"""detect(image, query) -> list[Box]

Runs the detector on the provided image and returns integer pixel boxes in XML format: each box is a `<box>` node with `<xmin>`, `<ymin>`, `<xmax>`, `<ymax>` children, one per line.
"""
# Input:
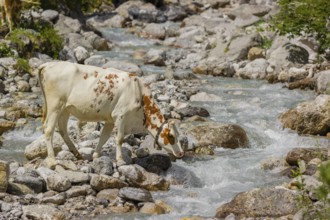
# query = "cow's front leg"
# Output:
<box><xmin>115</xmin><ymin>117</ymin><xmax>126</xmax><ymax>166</ymax></box>
<box><xmin>43</xmin><ymin>112</ymin><xmax>59</xmax><ymax>169</ymax></box>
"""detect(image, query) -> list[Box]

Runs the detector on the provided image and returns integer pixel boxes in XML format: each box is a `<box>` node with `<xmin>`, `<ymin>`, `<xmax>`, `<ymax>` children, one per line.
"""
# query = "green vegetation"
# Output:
<box><xmin>272</xmin><ymin>0</ymin><xmax>330</xmax><ymax>58</ymax></box>
<box><xmin>40</xmin><ymin>0</ymin><xmax>113</xmax><ymax>13</ymax></box>
<box><xmin>0</xmin><ymin>43</ymin><xmax>15</xmax><ymax>57</ymax></box>
<box><xmin>15</xmin><ymin>58</ymin><xmax>31</xmax><ymax>75</ymax></box>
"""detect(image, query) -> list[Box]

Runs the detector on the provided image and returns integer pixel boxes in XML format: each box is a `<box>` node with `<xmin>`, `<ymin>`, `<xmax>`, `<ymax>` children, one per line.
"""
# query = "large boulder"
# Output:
<box><xmin>285</xmin><ymin>147</ymin><xmax>329</xmax><ymax>166</ymax></box>
<box><xmin>280</xmin><ymin>95</ymin><xmax>330</xmax><ymax>135</ymax></box>
<box><xmin>134</xmin><ymin>154</ymin><xmax>171</xmax><ymax>174</ymax></box>
<box><xmin>118</xmin><ymin>165</ymin><xmax>169</xmax><ymax>191</ymax></box>
<box><xmin>181</xmin><ymin>122</ymin><xmax>250</xmax><ymax>149</ymax></box>
<box><xmin>118</xmin><ymin>187</ymin><xmax>153</xmax><ymax>202</ymax></box>
<box><xmin>215</xmin><ymin>187</ymin><xmax>298</xmax><ymax>218</ymax></box>
<box><xmin>236</xmin><ymin>58</ymin><xmax>269</xmax><ymax>79</ymax></box>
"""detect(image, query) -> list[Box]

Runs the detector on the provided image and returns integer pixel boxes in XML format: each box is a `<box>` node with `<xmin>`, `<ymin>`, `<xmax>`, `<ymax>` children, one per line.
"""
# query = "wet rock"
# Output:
<box><xmin>176</xmin><ymin>106</ymin><xmax>210</xmax><ymax>118</ymax></box>
<box><xmin>236</xmin><ymin>58</ymin><xmax>269</xmax><ymax>79</ymax></box>
<box><xmin>7</xmin><ymin>182</ymin><xmax>34</xmax><ymax>195</ymax></box>
<box><xmin>287</xmin><ymin>77</ymin><xmax>316</xmax><ymax>90</ymax></box>
<box><xmin>96</xmin><ymin>188</ymin><xmax>119</xmax><ymax>201</ymax></box>
<box><xmin>139</xmin><ymin>202</ymin><xmax>166</xmax><ymax>215</ymax></box>
<box><xmin>47</xmin><ymin>173</ymin><xmax>71</xmax><ymax>192</ymax></box>
<box><xmin>92</xmin><ymin>156</ymin><xmax>114</xmax><ymax>175</ymax></box>
<box><xmin>215</xmin><ymin>187</ymin><xmax>298</xmax><ymax>218</ymax></box>
<box><xmin>118</xmin><ymin>165</ymin><xmax>169</xmax><ymax>191</ymax></box>
<box><xmin>162</xmin><ymin>164</ymin><xmax>203</xmax><ymax>188</ymax></box>
<box><xmin>181</xmin><ymin>122</ymin><xmax>250</xmax><ymax>149</ymax></box>
<box><xmin>0</xmin><ymin>119</ymin><xmax>15</xmax><ymax>135</ymax></box>
<box><xmin>119</xmin><ymin>187</ymin><xmax>153</xmax><ymax>202</ymax></box>
<box><xmin>142</xmin><ymin>23</ymin><xmax>166</xmax><ymax>40</ymax></box>
<box><xmin>12</xmin><ymin>175</ymin><xmax>44</xmax><ymax>193</ymax></box>
<box><xmin>280</xmin><ymin>95</ymin><xmax>330</xmax><ymax>135</ymax></box>
<box><xmin>22</xmin><ymin>204</ymin><xmax>65</xmax><ymax>219</ymax></box>
<box><xmin>0</xmin><ymin>160</ymin><xmax>9</xmax><ymax>192</ymax></box>
<box><xmin>316</xmin><ymin>69</ymin><xmax>330</xmax><ymax>94</ymax></box>
<box><xmin>144</xmin><ymin>49</ymin><xmax>166</xmax><ymax>66</ymax></box>
<box><xmin>285</xmin><ymin>147</ymin><xmax>328</xmax><ymax>166</ymax></box>
<box><xmin>41</xmin><ymin>193</ymin><xmax>66</xmax><ymax>205</ymax></box>
<box><xmin>102</xmin><ymin>60</ymin><xmax>143</xmax><ymax>76</ymax></box>
<box><xmin>260</xmin><ymin>157</ymin><xmax>287</xmax><ymax>170</ymax></box>
<box><xmin>189</xmin><ymin>92</ymin><xmax>222</xmax><ymax>102</ymax></box>
<box><xmin>59</xmin><ymin>170</ymin><xmax>91</xmax><ymax>184</ymax></box>
<box><xmin>134</xmin><ymin>154</ymin><xmax>171</xmax><ymax>174</ymax></box>
<box><xmin>90</xmin><ymin>174</ymin><xmax>128</xmax><ymax>191</ymax></box>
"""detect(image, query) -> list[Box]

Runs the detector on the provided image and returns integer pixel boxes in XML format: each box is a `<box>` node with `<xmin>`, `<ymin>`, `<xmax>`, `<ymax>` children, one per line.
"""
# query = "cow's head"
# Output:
<box><xmin>155</xmin><ymin>120</ymin><xmax>185</xmax><ymax>158</ymax></box>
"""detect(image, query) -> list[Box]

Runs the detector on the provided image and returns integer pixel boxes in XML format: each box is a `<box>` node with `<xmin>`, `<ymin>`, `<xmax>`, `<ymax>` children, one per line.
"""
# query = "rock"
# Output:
<box><xmin>142</xmin><ymin>23</ymin><xmax>166</xmax><ymax>40</ymax></box>
<box><xmin>134</xmin><ymin>154</ymin><xmax>172</xmax><ymax>174</ymax></box>
<box><xmin>7</xmin><ymin>182</ymin><xmax>34</xmax><ymax>195</ymax></box>
<box><xmin>127</xmin><ymin>5</ymin><xmax>166</xmax><ymax>23</ymax></box>
<box><xmin>16</xmin><ymin>80</ymin><xmax>30</xmax><ymax>92</ymax></box>
<box><xmin>189</xmin><ymin>92</ymin><xmax>222</xmax><ymax>102</ymax></box>
<box><xmin>118</xmin><ymin>165</ymin><xmax>169</xmax><ymax>191</ymax></box>
<box><xmin>0</xmin><ymin>120</ymin><xmax>15</xmax><ymax>135</ymax></box>
<box><xmin>41</xmin><ymin>9</ymin><xmax>59</xmax><ymax>23</ymax></box>
<box><xmin>74</xmin><ymin>46</ymin><xmax>89</xmax><ymax>63</ymax></box>
<box><xmin>59</xmin><ymin>170</ymin><xmax>91</xmax><ymax>184</ymax></box>
<box><xmin>36</xmin><ymin>167</ymin><xmax>56</xmax><ymax>182</ymax></box>
<box><xmin>260</xmin><ymin>157</ymin><xmax>286</xmax><ymax>170</ymax></box>
<box><xmin>280</xmin><ymin>95</ymin><xmax>330</xmax><ymax>135</ymax></box>
<box><xmin>90</xmin><ymin>174</ymin><xmax>128</xmax><ymax>191</ymax></box>
<box><xmin>181</xmin><ymin>122</ymin><xmax>250</xmax><ymax>149</ymax></box>
<box><xmin>102</xmin><ymin>60</ymin><xmax>143</xmax><ymax>76</ymax></box>
<box><xmin>47</xmin><ymin>173</ymin><xmax>71</xmax><ymax>192</ymax></box>
<box><xmin>139</xmin><ymin>202</ymin><xmax>165</xmax><ymax>215</ymax></box>
<box><xmin>65</xmin><ymin>185</ymin><xmax>90</xmax><ymax>198</ymax></box>
<box><xmin>144</xmin><ymin>49</ymin><xmax>166</xmax><ymax>66</ymax></box>
<box><xmin>41</xmin><ymin>193</ymin><xmax>66</xmax><ymax>205</ymax></box>
<box><xmin>96</xmin><ymin>188</ymin><xmax>119</xmax><ymax>201</ymax></box>
<box><xmin>119</xmin><ymin>187</ymin><xmax>153</xmax><ymax>202</ymax></box>
<box><xmin>12</xmin><ymin>175</ymin><xmax>44</xmax><ymax>193</ymax></box>
<box><xmin>78</xmin><ymin>147</ymin><xmax>95</xmax><ymax>161</ymax></box>
<box><xmin>236</xmin><ymin>58</ymin><xmax>269</xmax><ymax>79</ymax></box>
<box><xmin>162</xmin><ymin>164</ymin><xmax>203</xmax><ymax>188</ymax></box>
<box><xmin>56</xmin><ymin>150</ymin><xmax>76</xmax><ymax>161</ymax></box>
<box><xmin>56</xmin><ymin>160</ymin><xmax>78</xmax><ymax>171</ymax></box>
<box><xmin>165</xmin><ymin>5</ymin><xmax>188</xmax><ymax>21</ymax></box>
<box><xmin>278</xmin><ymin>67</ymin><xmax>308</xmax><ymax>83</ymax></box>
<box><xmin>316</xmin><ymin>70</ymin><xmax>330</xmax><ymax>94</ymax></box>
<box><xmin>24</xmin><ymin>134</ymin><xmax>63</xmax><ymax>160</ymax></box>
<box><xmin>248</xmin><ymin>47</ymin><xmax>265</xmax><ymax>61</ymax></box>
<box><xmin>92</xmin><ymin>156</ymin><xmax>114</xmax><ymax>175</ymax></box>
<box><xmin>215</xmin><ymin>187</ymin><xmax>298</xmax><ymax>218</ymax></box>
<box><xmin>55</xmin><ymin>14</ymin><xmax>81</xmax><ymax>35</ymax></box>
<box><xmin>22</xmin><ymin>204</ymin><xmax>65</xmax><ymax>219</ymax></box>
<box><xmin>268</xmin><ymin>43</ymin><xmax>309</xmax><ymax>73</ymax></box>
<box><xmin>0</xmin><ymin>160</ymin><xmax>9</xmax><ymax>192</ymax></box>
<box><xmin>176</xmin><ymin>106</ymin><xmax>210</xmax><ymax>118</ymax></box>
<box><xmin>287</xmin><ymin>78</ymin><xmax>316</xmax><ymax>90</ymax></box>
<box><xmin>285</xmin><ymin>147</ymin><xmax>328</xmax><ymax>166</ymax></box>
<box><xmin>175</xmin><ymin>26</ymin><xmax>206</xmax><ymax>49</ymax></box>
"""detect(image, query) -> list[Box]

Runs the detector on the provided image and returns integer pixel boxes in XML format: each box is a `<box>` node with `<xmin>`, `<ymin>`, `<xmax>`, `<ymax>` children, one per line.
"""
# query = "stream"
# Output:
<box><xmin>1</xmin><ymin>28</ymin><xmax>329</xmax><ymax>219</ymax></box>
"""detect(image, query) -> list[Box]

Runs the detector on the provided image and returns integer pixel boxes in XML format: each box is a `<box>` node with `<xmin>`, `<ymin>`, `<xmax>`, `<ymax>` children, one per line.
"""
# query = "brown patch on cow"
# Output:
<box><xmin>129</xmin><ymin>73</ymin><xmax>137</xmax><ymax>78</ymax></box>
<box><xmin>94</xmin><ymin>71</ymin><xmax>98</xmax><ymax>77</ymax></box>
<box><xmin>97</xmin><ymin>109</ymin><xmax>100</xmax><ymax>113</ymax></box>
<box><xmin>160</xmin><ymin>128</ymin><xmax>175</xmax><ymax>145</ymax></box>
<box><xmin>83</xmin><ymin>73</ymin><xmax>88</xmax><ymax>79</ymax></box>
<box><xmin>142</xmin><ymin>95</ymin><xmax>164</xmax><ymax>130</ymax></box>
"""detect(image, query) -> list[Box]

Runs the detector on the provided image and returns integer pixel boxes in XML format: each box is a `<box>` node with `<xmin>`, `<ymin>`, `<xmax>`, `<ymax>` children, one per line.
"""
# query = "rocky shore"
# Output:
<box><xmin>0</xmin><ymin>0</ymin><xmax>329</xmax><ymax>219</ymax></box>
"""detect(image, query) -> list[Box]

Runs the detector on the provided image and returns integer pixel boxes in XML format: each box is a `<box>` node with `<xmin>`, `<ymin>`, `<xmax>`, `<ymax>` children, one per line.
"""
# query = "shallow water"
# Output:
<box><xmin>1</xmin><ymin>28</ymin><xmax>329</xmax><ymax>219</ymax></box>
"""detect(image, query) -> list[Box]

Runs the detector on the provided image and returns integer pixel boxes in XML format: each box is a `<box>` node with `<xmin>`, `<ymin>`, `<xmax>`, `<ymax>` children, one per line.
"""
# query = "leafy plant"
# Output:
<box><xmin>15</xmin><ymin>58</ymin><xmax>30</xmax><ymax>75</ymax></box>
<box><xmin>272</xmin><ymin>0</ymin><xmax>330</xmax><ymax>58</ymax></box>
<box><xmin>0</xmin><ymin>43</ymin><xmax>15</xmax><ymax>57</ymax></box>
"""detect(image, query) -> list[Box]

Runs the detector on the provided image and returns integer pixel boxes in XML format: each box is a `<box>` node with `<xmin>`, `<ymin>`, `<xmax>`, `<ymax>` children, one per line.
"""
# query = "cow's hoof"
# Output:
<box><xmin>92</xmin><ymin>152</ymin><xmax>100</xmax><ymax>159</ymax></box>
<box><xmin>43</xmin><ymin>157</ymin><xmax>57</xmax><ymax>169</ymax></box>
<box><xmin>116</xmin><ymin>159</ymin><xmax>126</xmax><ymax>167</ymax></box>
<box><xmin>75</xmin><ymin>152</ymin><xmax>83</xmax><ymax>160</ymax></box>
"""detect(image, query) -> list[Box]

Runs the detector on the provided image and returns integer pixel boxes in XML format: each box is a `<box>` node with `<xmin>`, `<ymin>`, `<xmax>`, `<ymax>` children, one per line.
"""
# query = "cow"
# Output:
<box><xmin>36</xmin><ymin>61</ymin><xmax>184</xmax><ymax>168</ymax></box>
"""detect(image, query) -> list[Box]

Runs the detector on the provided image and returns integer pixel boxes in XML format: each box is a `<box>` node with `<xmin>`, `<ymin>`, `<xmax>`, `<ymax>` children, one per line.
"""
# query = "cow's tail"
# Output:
<box><xmin>36</xmin><ymin>63</ymin><xmax>48</xmax><ymax>123</ymax></box>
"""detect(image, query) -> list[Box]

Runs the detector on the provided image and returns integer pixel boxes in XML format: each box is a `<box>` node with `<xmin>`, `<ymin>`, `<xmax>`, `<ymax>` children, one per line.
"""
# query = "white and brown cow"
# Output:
<box><xmin>37</xmin><ymin>61</ymin><xmax>184</xmax><ymax>168</ymax></box>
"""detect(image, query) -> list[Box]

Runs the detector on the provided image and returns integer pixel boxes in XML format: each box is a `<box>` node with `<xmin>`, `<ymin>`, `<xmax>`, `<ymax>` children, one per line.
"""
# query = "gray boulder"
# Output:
<box><xmin>316</xmin><ymin>70</ymin><xmax>330</xmax><ymax>94</ymax></box>
<box><xmin>90</xmin><ymin>174</ymin><xmax>128</xmax><ymax>191</ymax></box>
<box><xmin>119</xmin><ymin>187</ymin><xmax>153</xmax><ymax>202</ymax></box>
<box><xmin>22</xmin><ymin>204</ymin><xmax>65</xmax><ymax>219</ymax></box>
<box><xmin>236</xmin><ymin>58</ymin><xmax>269</xmax><ymax>79</ymax></box>
<box><xmin>92</xmin><ymin>156</ymin><xmax>114</xmax><ymax>176</ymax></box>
<box><xmin>47</xmin><ymin>173</ymin><xmax>71</xmax><ymax>192</ymax></box>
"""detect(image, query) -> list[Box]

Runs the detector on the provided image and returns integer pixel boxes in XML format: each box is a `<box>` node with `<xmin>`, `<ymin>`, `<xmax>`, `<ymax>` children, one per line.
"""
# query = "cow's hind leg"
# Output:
<box><xmin>114</xmin><ymin>116</ymin><xmax>126</xmax><ymax>166</ymax></box>
<box><xmin>57</xmin><ymin>109</ymin><xmax>82</xmax><ymax>159</ymax></box>
<box><xmin>93</xmin><ymin>122</ymin><xmax>114</xmax><ymax>159</ymax></box>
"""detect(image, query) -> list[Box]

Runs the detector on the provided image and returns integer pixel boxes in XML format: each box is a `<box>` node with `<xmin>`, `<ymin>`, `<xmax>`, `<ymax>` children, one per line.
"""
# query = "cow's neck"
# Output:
<box><xmin>142</xmin><ymin>94</ymin><xmax>165</xmax><ymax>137</ymax></box>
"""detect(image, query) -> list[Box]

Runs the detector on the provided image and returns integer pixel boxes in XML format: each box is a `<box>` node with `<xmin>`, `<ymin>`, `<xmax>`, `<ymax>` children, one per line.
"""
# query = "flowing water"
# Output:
<box><xmin>1</xmin><ymin>28</ymin><xmax>329</xmax><ymax>219</ymax></box>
